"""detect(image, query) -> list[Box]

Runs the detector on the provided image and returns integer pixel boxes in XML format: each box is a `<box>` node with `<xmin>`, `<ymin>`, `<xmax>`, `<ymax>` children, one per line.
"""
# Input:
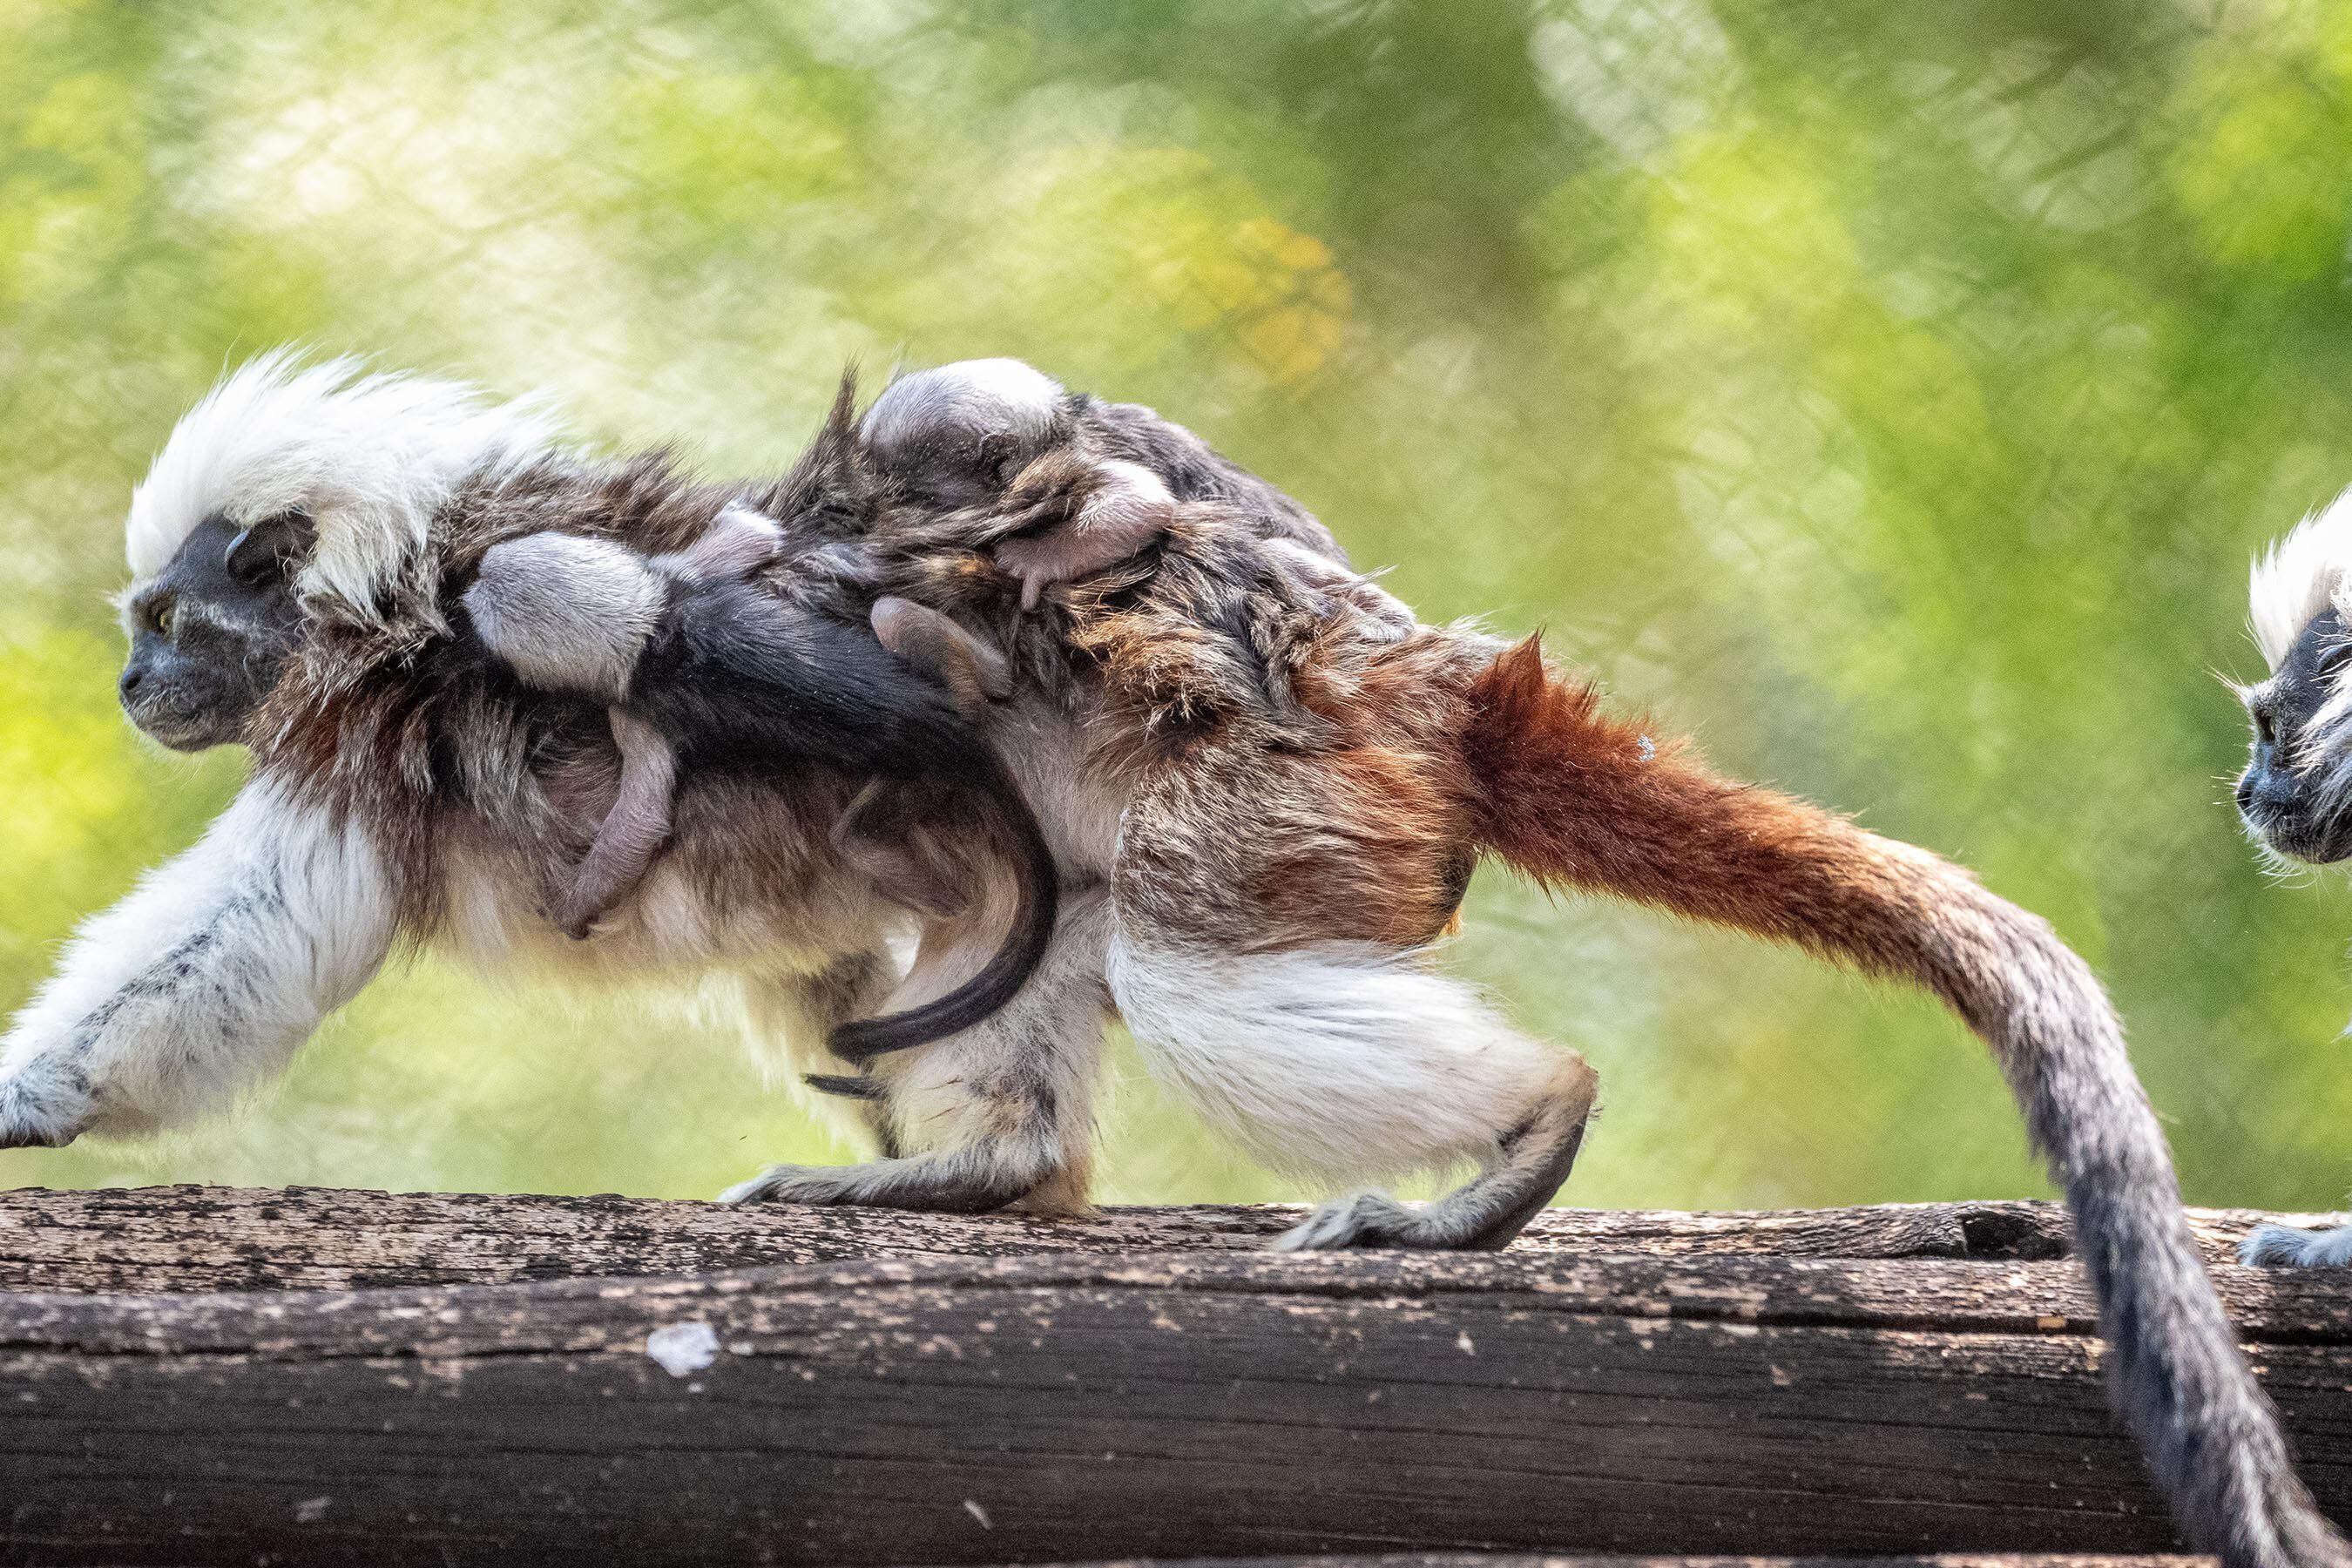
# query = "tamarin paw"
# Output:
<box><xmin>2240</xmin><ymin>1220</ymin><xmax>2352</xmax><ymax>1267</ymax></box>
<box><xmin>718</xmin><ymin>1163</ymin><xmax>855</xmax><ymax>1206</ymax></box>
<box><xmin>1273</xmin><ymin>1190</ymin><xmax>1420</xmax><ymax>1251</ymax></box>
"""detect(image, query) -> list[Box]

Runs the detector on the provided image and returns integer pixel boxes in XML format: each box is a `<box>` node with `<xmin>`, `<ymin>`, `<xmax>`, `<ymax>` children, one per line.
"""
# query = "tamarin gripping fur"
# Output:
<box><xmin>458</xmin><ymin>504</ymin><xmax>1057</xmax><ymax>1062</ymax></box>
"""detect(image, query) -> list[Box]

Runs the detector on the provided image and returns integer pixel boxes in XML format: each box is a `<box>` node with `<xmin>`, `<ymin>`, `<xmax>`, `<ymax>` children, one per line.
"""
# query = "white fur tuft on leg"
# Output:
<box><xmin>1107</xmin><ymin>936</ymin><xmax>1560</xmax><ymax>1184</ymax></box>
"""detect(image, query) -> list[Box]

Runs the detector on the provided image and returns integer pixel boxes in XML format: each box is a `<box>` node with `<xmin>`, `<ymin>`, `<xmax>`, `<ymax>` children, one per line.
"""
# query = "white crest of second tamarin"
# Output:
<box><xmin>2251</xmin><ymin>486</ymin><xmax>2352</xmax><ymax>672</ymax></box>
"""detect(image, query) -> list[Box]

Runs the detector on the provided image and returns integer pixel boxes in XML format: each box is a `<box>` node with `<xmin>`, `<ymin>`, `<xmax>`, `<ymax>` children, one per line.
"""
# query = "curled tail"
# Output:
<box><xmin>828</xmin><ymin>760</ymin><xmax>1060</xmax><ymax>1061</ymax></box>
<box><xmin>1461</xmin><ymin>635</ymin><xmax>2344</xmax><ymax>1568</ymax></box>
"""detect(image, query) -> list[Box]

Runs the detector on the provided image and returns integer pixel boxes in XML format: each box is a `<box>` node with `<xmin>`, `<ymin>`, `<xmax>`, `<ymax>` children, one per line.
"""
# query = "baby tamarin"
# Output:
<box><xmin>862</xmin><ymin>357</ymin><xmax>1412</xmax><ymax>634</ymax></box>
<box><xmin>459</xmin><ymin>504</ymin><xmax>1055</xmax><ymax>1062</ymax></box>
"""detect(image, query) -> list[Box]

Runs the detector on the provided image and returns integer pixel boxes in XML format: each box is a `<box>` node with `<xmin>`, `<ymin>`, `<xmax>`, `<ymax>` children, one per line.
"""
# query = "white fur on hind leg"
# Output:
<box><xmin>1108</xmin><ymin>937</ymin><xmax>1556</xmax><ymax>1185</ymax></box>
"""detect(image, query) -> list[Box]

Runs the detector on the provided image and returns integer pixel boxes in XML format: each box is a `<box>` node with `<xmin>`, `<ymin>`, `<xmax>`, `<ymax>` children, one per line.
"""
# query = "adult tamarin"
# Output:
<box><xmin>0</xmin><ymin>353</ymin><xmax>2336</xmax><ymax>1566</ymax></box>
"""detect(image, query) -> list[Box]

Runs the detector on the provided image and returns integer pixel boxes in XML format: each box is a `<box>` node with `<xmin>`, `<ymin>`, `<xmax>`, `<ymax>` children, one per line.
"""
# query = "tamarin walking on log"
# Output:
<box><xmin>0</xmin><ymin>352</ymin><xmax>2335</xmax><ymax>1567</ymax></box>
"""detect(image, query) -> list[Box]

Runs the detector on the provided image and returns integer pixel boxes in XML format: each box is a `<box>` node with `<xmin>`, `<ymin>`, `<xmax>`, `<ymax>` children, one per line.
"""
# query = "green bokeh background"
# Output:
<box><xmin>7</xmin><ymin>0</ymin><xmax>2352</xmax><ymax>1210</ymax></box>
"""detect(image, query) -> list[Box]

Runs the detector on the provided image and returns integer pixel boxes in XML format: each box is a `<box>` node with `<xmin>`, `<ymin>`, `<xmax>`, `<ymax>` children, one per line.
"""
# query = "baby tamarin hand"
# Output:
<box><xmin>988</xmin><ymin>449</ymin><xmax>1414</xmax><ymax>641</ymax></box>
<box><xmin>991</xmin><ymin>450</ymin><xmax>1178</xmax><ymax>611</ymax></box>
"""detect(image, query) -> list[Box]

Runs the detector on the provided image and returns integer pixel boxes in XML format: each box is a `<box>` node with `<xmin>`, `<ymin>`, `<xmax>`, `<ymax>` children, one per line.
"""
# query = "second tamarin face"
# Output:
<box><xmin>2241</xmin><ymin>498</ymin><xmax>2352</xmax><ymax>863</ymax></box>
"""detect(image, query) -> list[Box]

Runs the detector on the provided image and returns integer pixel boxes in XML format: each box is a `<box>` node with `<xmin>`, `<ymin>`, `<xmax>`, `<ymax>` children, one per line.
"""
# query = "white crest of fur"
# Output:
<box><xmin>2251</xmin><ymin>488</ymin><xmax>2352</xmax><ymax>671</ymax></box>
<box><xmin>127</xmin><ymin>350</ymin><xmax>559</xmax><ymax>625</ymax></box>
<box><xmin>465</xmin><ymin>533</ymin><xmax>661</xmax><ymax>701</ymax></box>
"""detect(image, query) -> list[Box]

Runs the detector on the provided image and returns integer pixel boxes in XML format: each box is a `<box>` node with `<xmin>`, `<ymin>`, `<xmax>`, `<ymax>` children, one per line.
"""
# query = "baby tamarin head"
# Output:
<box><xmin>860</xmin><ymin>357</ymin><xmax>1071</xmax><ymax>509</ymax></box>
<box><xmin>862</xmin><ymin>361</ymin><xmax>1179</xmax><ymax>609</ymax></box>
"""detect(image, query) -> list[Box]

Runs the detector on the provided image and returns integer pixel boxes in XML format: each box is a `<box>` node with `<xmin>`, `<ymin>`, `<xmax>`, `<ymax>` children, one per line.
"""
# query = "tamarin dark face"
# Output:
<box><xmin>2238</xmin><ymin>605</ymin><xmax>2352</xmax><ymax>863</ymax></box>
<box><xmin>117</xmin><ymin>512</ymin><xmax>312</xmax><ymax>751</ymax></box>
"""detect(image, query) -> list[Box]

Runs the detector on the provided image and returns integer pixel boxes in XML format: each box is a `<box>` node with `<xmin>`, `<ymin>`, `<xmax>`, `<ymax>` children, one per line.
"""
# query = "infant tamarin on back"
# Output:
<box><xmin>862</xmin><ymin>356</ymin><xmax>1411</xmax><ymax>635</ymax></box>
<box><xmin>459</xmin><ymin>503</ymin><xmax>1055</xmax><ymax>1064</ymax></box>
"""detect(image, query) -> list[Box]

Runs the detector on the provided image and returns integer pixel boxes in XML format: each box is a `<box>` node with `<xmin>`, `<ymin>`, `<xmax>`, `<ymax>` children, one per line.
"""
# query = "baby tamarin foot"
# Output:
<box><xmin>870</xmin><ymin>596</ymin><xmax>1011</xmax><ymax>711</ymax></box>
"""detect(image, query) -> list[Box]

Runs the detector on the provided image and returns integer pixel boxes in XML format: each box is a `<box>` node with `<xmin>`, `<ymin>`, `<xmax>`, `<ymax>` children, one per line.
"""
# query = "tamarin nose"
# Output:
<box><xmin>118</xmin><ymin>667</ymin><xmax>145</xmax><ymax>701</ymax></box>
<box><xmin>2236</xmin><ymin>772</ymin><xmax>2257</xmax><ymax>810</ymax></box>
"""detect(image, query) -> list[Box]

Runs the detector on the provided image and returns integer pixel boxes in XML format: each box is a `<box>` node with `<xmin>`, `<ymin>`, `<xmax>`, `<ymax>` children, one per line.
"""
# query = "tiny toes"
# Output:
<box><xmin>720</xmin><ymin>1166</ymin><xmax>848</xmax><ymax>1206</ymax></box>
<box><xmin>1274</xmin><ymin>1192</ymin><xmax>1414</xmax><ymax>1252</ymax></box>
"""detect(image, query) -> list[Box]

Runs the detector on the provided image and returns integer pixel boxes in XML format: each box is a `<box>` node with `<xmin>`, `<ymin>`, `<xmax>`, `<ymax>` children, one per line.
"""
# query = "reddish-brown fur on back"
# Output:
<box><xmin>1462</xmin><ymin>634</ymin><xmax>1941</xmax><ymax>982</ymax></box>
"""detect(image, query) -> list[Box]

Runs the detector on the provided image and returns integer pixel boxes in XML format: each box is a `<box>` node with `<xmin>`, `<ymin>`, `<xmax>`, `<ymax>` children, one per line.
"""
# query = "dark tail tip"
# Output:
<box><xmin>828</xmin><ymin>781</ymin><xmax>1058</xmax><ymax>1062</ymax></box>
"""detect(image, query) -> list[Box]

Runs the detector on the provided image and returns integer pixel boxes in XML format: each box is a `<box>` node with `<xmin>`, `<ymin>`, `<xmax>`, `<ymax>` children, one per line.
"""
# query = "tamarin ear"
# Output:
<box><xmin>222</xmin><ymin>510</ymin><xmax>316</xmax><ymax>587</ymax></box>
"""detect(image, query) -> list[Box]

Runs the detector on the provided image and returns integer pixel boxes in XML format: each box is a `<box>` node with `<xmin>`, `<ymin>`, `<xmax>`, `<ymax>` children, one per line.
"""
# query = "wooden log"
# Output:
<box><xmin>4</xmin><ymin>1183</ymin><xmax>2315</xmax><ymax>1294</ymax></box>
<box><xmin>0</xmin><ymin>1188</ymin><xmax>2346</xmax><ymax>1566</ymax></box>
<box><xmin>977</xmin><ymin>1559</ymin><xmax>2209</xmax><ymax>1568</ymax></box>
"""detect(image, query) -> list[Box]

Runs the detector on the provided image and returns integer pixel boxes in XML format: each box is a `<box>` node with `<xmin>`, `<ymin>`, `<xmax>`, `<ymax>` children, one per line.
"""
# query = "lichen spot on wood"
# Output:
<box><xmin>645</xmin><ymin>1321</ymin><xmax>720</xmax><ymax>1377</ymax></box>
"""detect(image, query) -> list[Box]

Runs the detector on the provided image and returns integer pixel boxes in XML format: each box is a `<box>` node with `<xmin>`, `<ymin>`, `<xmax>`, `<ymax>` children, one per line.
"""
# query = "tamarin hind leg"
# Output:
<box><xmin>1107</xmin><ymin>936</ymin><xmax>1598</xmax><ymax>1251</ymax></box>
<box><xmin>737</xmin><ymin>950</ymin><xmax>903</xmax><ymax>1153</ymax></box>
<box><xmin>1108</xmin><ymin>711</ymin><xmax>1590</xmax><ymax>1251</ymax></box>
<box><xmin>1275</xmin><ymin>1064</ymin><xmax>1594</xmax><ymax>1252</ymax></box>
<box><xmin>725</xmin><ymin>891</ymin><xmax>1112</xmax><ymax>1214</ymax></box>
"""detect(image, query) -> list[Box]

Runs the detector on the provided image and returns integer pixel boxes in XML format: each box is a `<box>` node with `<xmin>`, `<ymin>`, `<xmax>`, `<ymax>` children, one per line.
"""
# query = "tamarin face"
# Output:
<box><xmin>116</xmin><ymin>512</ymin><xmax>312</xmax><ymax>752</ymax></box>
<box><xmin>2238</xmin><ymin>605</ymin><xmax>2352</xmax><ymax>863</ymax></box>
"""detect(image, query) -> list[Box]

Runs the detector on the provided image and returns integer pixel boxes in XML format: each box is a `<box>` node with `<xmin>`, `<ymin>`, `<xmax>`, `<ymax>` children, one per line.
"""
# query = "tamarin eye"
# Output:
<box><xmin>151</xmin><ymin>598</ymin><xmax>178</xmax><ymax>639</ymax></box>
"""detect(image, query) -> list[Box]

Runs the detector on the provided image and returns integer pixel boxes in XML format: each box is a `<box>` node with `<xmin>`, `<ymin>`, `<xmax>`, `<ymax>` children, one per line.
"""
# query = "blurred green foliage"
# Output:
<box><xmin>6</xmin><ymin>0</ymin><xmax>2352</xmax><ymax>1211</ymax></box>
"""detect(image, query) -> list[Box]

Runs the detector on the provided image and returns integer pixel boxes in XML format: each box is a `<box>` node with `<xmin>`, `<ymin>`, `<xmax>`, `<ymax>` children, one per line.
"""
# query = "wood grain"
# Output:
<box><xmin>0</xmin><ymin>1187</ymin><xmax>2344</xmax><ymax>1566</ymax></box>
<box><xmin>7</xmin><ymin>1183</ymin><xmax>2313</xmax><ymax>1293</ymax></box>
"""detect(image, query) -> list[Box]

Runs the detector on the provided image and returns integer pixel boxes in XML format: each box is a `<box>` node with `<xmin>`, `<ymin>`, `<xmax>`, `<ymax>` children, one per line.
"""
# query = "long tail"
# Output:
<box><xmin>1460</xmin><ymin>635</ymin><xmax>2344</xmax><ymax>1568</ymax></box>
<box><xmin>827</xmin><ymin>760</ymin><xmax>1060</xmax><ymax>1061</ymax></box>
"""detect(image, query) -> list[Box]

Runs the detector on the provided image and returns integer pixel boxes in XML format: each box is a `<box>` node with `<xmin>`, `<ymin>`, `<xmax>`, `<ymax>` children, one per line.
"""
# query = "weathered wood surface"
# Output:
<box><xmin>2</xmin><ymin>1182</ymin><xmax>2317</xmax><ymax>1293</ymax></box>
<box><xmin>986</xmin><ymin>1559</ymin><xmax>2208</xmax><ymax>1568</ymax></box>
<box><xmin>0</xmin><ymin>1187</ymin><xmax>2347</xmax><ymax>1566</ymax></box>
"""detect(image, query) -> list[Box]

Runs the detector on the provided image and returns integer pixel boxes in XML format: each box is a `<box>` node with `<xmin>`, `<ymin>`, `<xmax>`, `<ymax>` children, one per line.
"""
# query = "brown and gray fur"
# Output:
<box><xmin>0</xmin><ymin>353</ymin><xmax>2336</xmax><ymax>1565</ymax></box>
<box><xmin>862</xmin><ymin>357</ymin><xmax>1413</xmax><ymax>634</ymax></box>
<box><xmin>457</xmin><ymin>506</ymin><xmax>1054</xmax><ymax>1064</ymax></box>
